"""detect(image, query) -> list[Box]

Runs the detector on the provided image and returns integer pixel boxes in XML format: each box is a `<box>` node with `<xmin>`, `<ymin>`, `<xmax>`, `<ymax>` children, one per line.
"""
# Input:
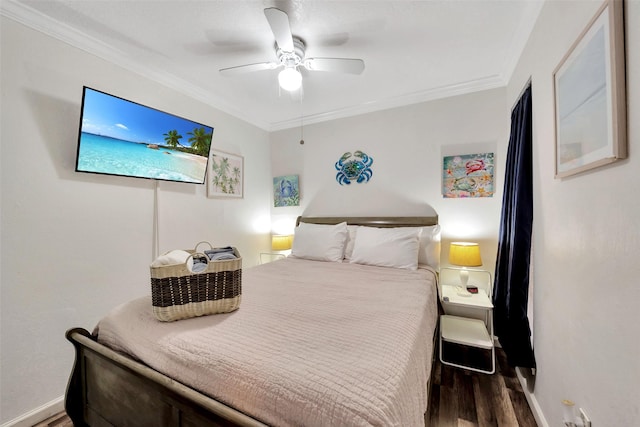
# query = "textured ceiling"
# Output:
<box><xmin>2</xmin><ymin>0</ymin><xmax>543</xmax><ymax>130</ymax></box>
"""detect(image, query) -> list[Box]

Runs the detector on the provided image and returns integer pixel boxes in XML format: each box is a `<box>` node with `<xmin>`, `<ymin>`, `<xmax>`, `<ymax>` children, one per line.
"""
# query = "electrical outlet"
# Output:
<box><xmin>579</xmin><ymin>408</ymin><xmax>591</xmax><ymax>427</ymax></box>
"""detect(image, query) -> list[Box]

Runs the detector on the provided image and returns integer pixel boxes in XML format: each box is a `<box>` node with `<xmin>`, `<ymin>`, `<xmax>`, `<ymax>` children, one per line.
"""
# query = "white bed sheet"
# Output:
<box><xmin>97</xmin><ymin>257</ymin><xmax>439</xmax><ymax>427</ymax></box>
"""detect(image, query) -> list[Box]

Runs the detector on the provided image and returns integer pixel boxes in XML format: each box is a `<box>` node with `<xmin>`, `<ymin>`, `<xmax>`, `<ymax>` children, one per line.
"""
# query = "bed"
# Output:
<box><xmin>65</xmin><ymin>215</ymin><xmax>440</xmax><ymax>427</ymax></box>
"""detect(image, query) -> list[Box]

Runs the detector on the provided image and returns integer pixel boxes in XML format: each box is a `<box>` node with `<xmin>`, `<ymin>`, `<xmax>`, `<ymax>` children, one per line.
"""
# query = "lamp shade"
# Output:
<box><xmin>271</xmin><ymin>234</ymin><xmax>293</xmax><ymax>251</ymax></box>
<box><xmin>449</xmin><ymin>242</ymin><xmax>482</xmax><ymax>267</ymax></box>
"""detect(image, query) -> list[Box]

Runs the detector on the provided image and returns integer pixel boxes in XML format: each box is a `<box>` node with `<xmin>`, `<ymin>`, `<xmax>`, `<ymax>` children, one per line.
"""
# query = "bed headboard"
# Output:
<box><xmin>296</xmin><ymin>216</ymin><xmax>438</xmax><ymax>228</ymax></box>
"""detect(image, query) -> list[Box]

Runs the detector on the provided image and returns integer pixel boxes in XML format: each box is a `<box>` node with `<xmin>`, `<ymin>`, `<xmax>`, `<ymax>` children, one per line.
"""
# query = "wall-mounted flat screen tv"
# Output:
<box><xmin>75</xmin><ymin>87</ymin><xmax>213</xmax><ymax>184</ymax></box>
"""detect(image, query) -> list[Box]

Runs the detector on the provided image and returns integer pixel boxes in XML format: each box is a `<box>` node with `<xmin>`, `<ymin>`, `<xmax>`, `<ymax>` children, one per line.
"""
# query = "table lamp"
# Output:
<box><xmin>449</xmin><ymin>242</ymin><xmax>482</xmax><ymax>286</ymax></box>
<box><xmin>271</xmin><ymin>234</ymin><xmax>293</xmax><ymax>252</ymax></box>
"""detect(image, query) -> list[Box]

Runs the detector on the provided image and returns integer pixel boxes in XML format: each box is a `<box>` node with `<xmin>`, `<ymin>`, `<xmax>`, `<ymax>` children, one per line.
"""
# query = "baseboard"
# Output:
<box><xmin>0</xmin><ymin>396</ymin><xmax>64</xmax><ymax>427</ymax></box>
<box><xmin>516</xmin><ymin>367</ymin><xmax>549</xmax><ymax>427</ymax></box>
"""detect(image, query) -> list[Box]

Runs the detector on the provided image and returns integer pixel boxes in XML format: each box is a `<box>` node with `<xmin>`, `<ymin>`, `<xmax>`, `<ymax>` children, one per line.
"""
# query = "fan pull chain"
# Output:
<box><xmin>299</xmin><ymin>91</ymin><xmax>304</xmax><ymax>145</ymax></box>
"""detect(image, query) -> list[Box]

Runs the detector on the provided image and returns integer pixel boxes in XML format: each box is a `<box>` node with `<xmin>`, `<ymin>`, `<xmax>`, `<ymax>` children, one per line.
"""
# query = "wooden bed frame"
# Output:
<box><xmin>65</xmin><ymin>215</ymin><xmax>438</xmax><ymax>427</ymax></box>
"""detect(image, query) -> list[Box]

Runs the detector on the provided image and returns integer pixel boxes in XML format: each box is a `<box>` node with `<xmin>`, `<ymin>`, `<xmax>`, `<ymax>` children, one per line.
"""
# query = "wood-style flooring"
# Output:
<box><xmin>425</xmin><ymin>343</ymin><xmax>537</xmax><ymax>427</ymax></box>
<box><xmin>32</xmin><ymin>411</ymin><xmax>73</xmax><ymax>427</ymax></box>
<box><xmin>36</xmin><ymin>346</ymin><xmax>536</xmax><ymax>427</ymax></box>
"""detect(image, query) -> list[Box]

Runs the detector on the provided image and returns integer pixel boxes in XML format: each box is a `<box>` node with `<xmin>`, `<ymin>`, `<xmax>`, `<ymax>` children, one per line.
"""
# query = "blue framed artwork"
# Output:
<box><xmin>442</xmin><ymin>152</ymin><xmax>494</xmax><ymax>198</ymax></box>
<box><xmin>273</xmin><ymin>175</ymin><xmax>300</xmax><ymax>207</ymax></box>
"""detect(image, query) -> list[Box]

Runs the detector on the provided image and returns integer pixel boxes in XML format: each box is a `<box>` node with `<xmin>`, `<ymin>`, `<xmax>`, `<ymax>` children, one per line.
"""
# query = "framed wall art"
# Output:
<box><xmin>273</xmin><ymin>175</ymin><xmax>299</xmax><ymax>207</ymax></box>
<box><xmin>207</xmin><ymin>149</ymin><xmax>243</xmax><ymax>198</ymax></box>
<box><xmin>442</xmin><ymin>152</ymin><xmax>494</xmax><ymax>198</ymax></box>
<box><xmin>553</xmin><ymin>0</ymin><xmax>627</xmax><ymax>178</ymax></box>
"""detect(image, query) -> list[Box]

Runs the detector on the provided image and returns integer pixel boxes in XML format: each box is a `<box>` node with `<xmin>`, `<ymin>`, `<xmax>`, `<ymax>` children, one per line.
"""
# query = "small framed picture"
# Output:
<box><xmin>273</xmin><ymin>175</ymin><xmax>299</xmax><ymax>207</ymax></box>
<box><xmin>442</xmin><ymin>152</ymin><xmax>494</xmax><ymax>198</ymax></box>
<box><xmin>207</xmin><ymin>149</ymin><xmax>243</xmax><ymax>198</ymax></box>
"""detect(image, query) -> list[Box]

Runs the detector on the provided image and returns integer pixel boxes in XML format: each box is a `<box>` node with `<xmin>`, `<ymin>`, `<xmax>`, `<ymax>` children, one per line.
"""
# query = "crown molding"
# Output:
<box><xmin>2</xmin><ymin>0</ymin><xmax>531</xmax><ymax>133</ymax></box>
<box><xmin>0</xmin><ymin>0</ymin><xmax>272</xmax><ymax>131</ymax></box>
<box><xmin>500</xmin><ymin>0</ymin><xmax>544</xmax><ymax>82</ymax></box>
<box><xmin>268</xmin><ymin>74</ymin><xmax>507</xmax><ymax>131</ymax></box>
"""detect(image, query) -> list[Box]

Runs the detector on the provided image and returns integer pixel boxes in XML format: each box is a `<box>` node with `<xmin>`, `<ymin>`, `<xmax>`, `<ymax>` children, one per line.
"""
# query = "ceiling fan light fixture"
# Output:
<box><xmin>278</xmin><ymin>67</ymin><xmax>302</xmax><ymax>91</ymax></box>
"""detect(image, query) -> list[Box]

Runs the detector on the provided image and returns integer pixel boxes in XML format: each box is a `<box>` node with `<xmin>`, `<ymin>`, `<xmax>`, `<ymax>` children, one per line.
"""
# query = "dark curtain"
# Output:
<box><xmin>493</xmin><ymin>85</ymin><xmax>536</xmax><ymax>369</ymax></box>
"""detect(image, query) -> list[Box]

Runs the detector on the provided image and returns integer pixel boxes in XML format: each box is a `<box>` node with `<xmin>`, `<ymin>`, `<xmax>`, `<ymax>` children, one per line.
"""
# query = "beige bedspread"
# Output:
<box><xmin>97</xmin><ymin>257</ymin><xmax>438</xmax><ymax>427</ymax></box>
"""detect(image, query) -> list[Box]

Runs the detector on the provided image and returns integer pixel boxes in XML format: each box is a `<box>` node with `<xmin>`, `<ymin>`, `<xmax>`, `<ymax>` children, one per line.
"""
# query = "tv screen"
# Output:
<box><xmin>75</xmin><ymin>87</ymin><xmax>213</xmax><ymax>184</ymax></box>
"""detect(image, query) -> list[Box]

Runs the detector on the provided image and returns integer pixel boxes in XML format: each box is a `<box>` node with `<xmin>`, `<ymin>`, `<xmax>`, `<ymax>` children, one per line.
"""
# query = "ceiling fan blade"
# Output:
<box><xmin>264</xmin><ymin>8</ymin><xmax>294</xmax><ymax>52</ymax></box>
<box><xmin>303</xmin><ymin>58</ymin><xmax>365</xmax><ymax>74</ymax></box>
<box><xmin>219</xmin><ymin>62</ymin><xmax>278</xmax><ymax>75</ymax></box>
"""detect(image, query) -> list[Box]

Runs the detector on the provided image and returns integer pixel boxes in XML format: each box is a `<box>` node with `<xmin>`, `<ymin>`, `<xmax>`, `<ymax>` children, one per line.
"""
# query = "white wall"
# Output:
<box><xmin>507</xmin><ymin>0</ymin><xmax>640</xmax><ymax>425</ymax></box>
<box><xmin>270</xmin><ymin>88</ymin><xmax>509</xmax><ymax>271</ymax></box>
<box><xmin>0</xmin><ymin>18</ymin><xmax>271</xmax><ymax>424</ymax></box>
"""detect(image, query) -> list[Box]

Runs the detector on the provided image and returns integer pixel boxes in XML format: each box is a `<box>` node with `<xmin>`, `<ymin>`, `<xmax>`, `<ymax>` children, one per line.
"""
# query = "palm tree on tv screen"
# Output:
<box><xmin>188</xmin><ymin>127</ymin><xmax>212</xmax><ymax>156</ymax></box>
<box><xmin>163</xmin><ymin>130</ymin><xmax>183</xmax><ymax>148</ymax></box>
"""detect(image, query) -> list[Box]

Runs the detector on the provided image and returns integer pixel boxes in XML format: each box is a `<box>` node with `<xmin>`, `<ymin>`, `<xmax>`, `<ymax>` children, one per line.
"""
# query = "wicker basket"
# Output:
<box><xmin>150</xmin><ymin>242</ymin><xmax>242</xmax><ymax>322</ymax></box>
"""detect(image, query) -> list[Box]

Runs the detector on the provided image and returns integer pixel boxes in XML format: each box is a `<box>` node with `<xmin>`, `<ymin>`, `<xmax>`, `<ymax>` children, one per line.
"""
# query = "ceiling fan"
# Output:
<box><xmin>219</xmin><ymin>8</ymin><xmax>365</xmax><ymax>92</ymax></box>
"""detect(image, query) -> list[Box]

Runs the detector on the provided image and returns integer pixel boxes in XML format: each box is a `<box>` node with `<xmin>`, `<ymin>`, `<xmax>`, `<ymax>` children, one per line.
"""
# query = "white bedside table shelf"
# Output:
<box><xmin>259</xmin><ymin>253</ymin><xmax>286</xmax><ymax>264</ymax></box>
<box><xmin>441</xmin><ymin>315</ymin><xmax>493</xmax><ymax>349</ymax></box>
<box><xmin>438</xmin><ymin>267</ymin><xmax>495</xmax><ymax>374</ymax></box>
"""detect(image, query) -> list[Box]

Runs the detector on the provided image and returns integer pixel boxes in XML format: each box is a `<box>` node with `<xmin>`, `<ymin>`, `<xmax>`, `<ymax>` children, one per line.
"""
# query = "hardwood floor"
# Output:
<box><xmin>33</xmin><ymin>411</ymin><xmax>73</xmax><ymax>427</ymax></box>
<box><xmin>38</xmin><ymin>346</ymin><xmax>536</xmax><ymax>427</ymax></box>
<box><xmin>425</xmin><ymin>343</ymin><xmax>538</xmax><ymax>427</ymax></box>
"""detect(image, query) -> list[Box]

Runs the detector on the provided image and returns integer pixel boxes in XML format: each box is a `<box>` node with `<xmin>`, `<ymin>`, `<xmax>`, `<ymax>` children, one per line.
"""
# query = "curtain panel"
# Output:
<box><xmin>493</xmin><ymin>85</ymin><xmax>536</xmax><ymax>369</ymax></box>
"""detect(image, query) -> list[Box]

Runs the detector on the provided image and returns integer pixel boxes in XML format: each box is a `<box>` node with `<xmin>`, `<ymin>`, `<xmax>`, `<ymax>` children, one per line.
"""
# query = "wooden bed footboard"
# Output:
<box><xmin>65</xmin><ymin>328</ymin><xmax>268</xmax><ymax>427</ymax></box>
<box><xmin>66</xmin><ymin>327</ymin><xmax>437</xmax><ymax>427</ymax></box>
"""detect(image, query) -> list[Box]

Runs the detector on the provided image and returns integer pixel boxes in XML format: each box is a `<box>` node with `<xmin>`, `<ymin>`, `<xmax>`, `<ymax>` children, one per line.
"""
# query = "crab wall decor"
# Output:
<box><xmin>335</xmin><ymin>151</ymin><xmax>374</xmax><ymax>185</ymax></box>
<box><xmin>442</xmin><ymin>152</ymin><xmax>494</xmax><ymax>198</ymax></box>
<box><xmin>273</xmin><ymin>175</ymin><xmax>300</xmax><ymax>207</ymax></box>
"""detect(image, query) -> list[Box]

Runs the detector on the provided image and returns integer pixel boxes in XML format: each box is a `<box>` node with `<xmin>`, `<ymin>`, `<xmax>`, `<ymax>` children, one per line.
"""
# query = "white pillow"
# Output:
<box><xmin>418</xmin><ymin>225</ymin><xmax>441</xmax><ymax>268</ymax></box>
<box><xmin>291</xmin><ymin>222</ymin><xmax>348</xmax><ymax>262</ymax></box>
<box><xmin>343</xmin><ymin>225</ymin><xmax>441</xmax><ymax>267</ymax></box>
<box><xmin>349</xmin><ymin>226</ymin><xmax>421</xmax><ymax>270</ymax></box>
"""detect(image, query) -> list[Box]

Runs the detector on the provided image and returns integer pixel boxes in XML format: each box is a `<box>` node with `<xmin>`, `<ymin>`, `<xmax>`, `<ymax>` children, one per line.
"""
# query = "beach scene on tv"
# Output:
<box><xmin>77</xmin><ymin>88</ymin><xmax>213</xmax><ymax>183</ymax></box>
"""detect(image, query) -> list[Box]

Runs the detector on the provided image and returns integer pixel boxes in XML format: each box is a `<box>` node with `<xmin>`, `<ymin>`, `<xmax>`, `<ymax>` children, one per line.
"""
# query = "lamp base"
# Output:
<box><xmin>455</xmin><ymin>268</ymin><xmax>472</xmax><ymax>296</ymax></box>
<box><xmin>459</xmin><ymin>268</ymin><xmax>470</xmax><ymax>286</ymax></box>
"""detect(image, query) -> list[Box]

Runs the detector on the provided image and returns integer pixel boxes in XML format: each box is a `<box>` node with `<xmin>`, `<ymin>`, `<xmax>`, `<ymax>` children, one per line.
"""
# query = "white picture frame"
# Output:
<box><xmin>207</xmin><ymin>149</ymin><xmax>243</xmax><ymax>198</ymax></box>
<box><xmin>553</xmin><ymin>0</ymin><xmax>627</xmax><ymax>178</ymax></box>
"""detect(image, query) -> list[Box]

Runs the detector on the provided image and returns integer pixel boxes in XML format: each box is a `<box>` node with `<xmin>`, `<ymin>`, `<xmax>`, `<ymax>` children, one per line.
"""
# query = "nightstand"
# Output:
<box><xmin>438</xmin><ymin>267</ymin><xmax>495</xmax><ymax>374</ymax></box>
<box><xmin>259</xmin><ymin>253</ymin><xmax>286</xmax><ymax>264</ymax></box>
